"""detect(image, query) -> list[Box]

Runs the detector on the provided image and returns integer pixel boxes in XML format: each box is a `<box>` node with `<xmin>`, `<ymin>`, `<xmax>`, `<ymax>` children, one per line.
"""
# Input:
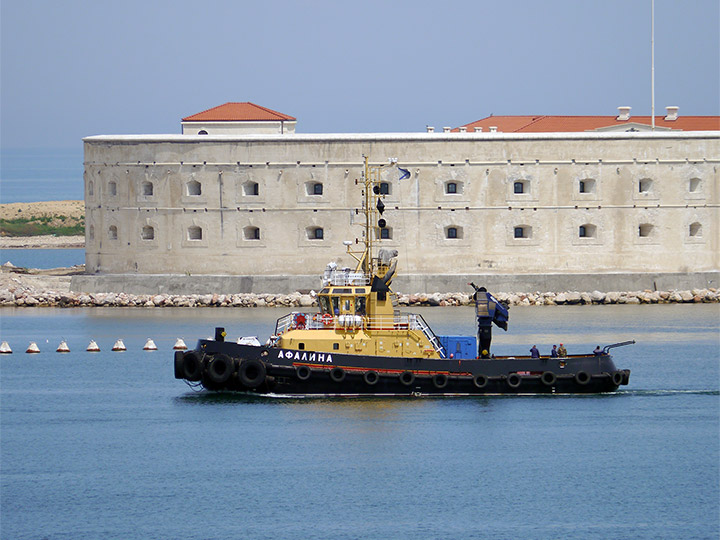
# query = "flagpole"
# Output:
<box><xmin>651</xmin><ymin>0</ymin><xmax>655</xmax><ymax>131</ymax></box>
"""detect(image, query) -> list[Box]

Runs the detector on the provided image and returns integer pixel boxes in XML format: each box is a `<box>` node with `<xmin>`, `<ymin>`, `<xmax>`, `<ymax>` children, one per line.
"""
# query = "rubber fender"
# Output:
<box><xmin>363</xmin><ymin>370</ymin><xmax>379</xmax><ymax>385</ymax></box>
<box><xmin>207</xmin><ymin>354</ymin><xmax>234</xmax><ymax>384</ymax></box>
<box><xmin>541</xmin><ymin>371</ymin><xmax>557</xmax><ymax>386</ymax></box>
<box><xmin>181</xmin><ymin>351</ymin><xmax>203</xmax><ymax>381</ymax></box>
<box><xmin>575</xmin><ymin>371</ymin><xmax>591</xmax><ymax>385</ymax></box>
<box><xmin>296</xmin><ymin>365</ymin><xmax>311</xmax><ymax>381</ymax></box>
<box><xmin>399</xmin><ymin>371</ymin><xmax>415</xmax><ymax>386</ymax></box>
<box><xmin>621</xmin><ymin>369</ymin><xmax>631</xmax><ymax>386</ymax></box>
<box><xmin>473</xmin><ymin>374</ymin><xmax>489</xmax><ymax>389</ymax></box>
<box><xmin>611</xmin><ymin>371</ymin><xmax>624</xmax><ymax>386</ymax></box>
<box><xmin>330</xmin><ymin>367</ymin><xmax>346</xmax><ymax>383</ymax></box>
<box><xmin>238</xmin><ymin>358</ymin><xmax>266</xmax><ymax>388</ymax></box>
<box><xmin>174</xmin><ymin>350</ymin><xmax>185</xmax><ymax>379</ymax></box>
<box><xmin>507</xmin><ymin>373</ymin><xmax>522</xmax><ymax>389</ymax></box>
<box><xmin>432</xmin><ymin>373</ymin><xmax>448</xmax><ymax>389</ymax></box>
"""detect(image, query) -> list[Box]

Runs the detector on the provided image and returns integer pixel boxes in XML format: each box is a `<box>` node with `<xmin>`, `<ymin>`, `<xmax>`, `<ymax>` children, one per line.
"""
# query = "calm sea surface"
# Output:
<box><xmin>0</xmin><ymin>148</ymin><xmax>83</xmax><ymax>204</ymax></box>
<box><xmin>1</xmin><ymin>304</ymin><xmax>718</xmax><ymax>540</ymax></box>
<box><xmin>0</xmin><ymin>248</ymin><xmax>84</xmax><ymax>269</ymax></box>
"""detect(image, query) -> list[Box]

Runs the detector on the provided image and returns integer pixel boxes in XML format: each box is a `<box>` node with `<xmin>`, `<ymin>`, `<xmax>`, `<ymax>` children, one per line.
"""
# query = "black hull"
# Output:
<box><xmin>175</xmin><ymin>340</ymin><xmax>631</xmax><ymax>396</ymax></box>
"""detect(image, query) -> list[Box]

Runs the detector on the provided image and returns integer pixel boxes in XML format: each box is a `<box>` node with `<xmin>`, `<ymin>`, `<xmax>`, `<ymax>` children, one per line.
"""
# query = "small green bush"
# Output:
<box><xmin>0</xmin><ymin>217</ymin><xmax>84</xmax><ymax>237</ymax></box>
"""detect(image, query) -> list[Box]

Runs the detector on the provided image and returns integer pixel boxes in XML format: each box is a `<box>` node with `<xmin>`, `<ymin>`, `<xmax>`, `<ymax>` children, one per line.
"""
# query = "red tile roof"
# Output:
<box><xmin>457</xmin><ymin>115</ymin><xmax>720</xmax><ymax>132</ymax></box>
<box><xmin>182</xmin><ymin>102</ymin><xmax>296</xmax><ymax>122</ymax></box>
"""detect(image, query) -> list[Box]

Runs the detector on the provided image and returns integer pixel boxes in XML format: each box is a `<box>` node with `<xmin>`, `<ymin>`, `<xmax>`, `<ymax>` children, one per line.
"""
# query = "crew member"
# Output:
<box><xmin>470</xmin><ymin>283</ymin><xmax>509</xmax><ymax>358</ymax></box>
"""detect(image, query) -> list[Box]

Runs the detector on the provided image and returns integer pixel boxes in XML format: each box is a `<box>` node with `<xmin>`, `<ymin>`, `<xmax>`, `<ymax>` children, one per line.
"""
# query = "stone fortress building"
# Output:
<box><xmin>75</xmin><ymin>102</ymin><xmax>719</xmax><ymax>294</ymax></box>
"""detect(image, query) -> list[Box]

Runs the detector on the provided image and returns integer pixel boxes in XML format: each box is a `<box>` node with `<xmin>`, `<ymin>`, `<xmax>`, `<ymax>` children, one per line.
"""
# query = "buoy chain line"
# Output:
<box><xmin>0</xmin><ymin>338</ymin><xmax>187</xmax><ymax>353</ymax></box>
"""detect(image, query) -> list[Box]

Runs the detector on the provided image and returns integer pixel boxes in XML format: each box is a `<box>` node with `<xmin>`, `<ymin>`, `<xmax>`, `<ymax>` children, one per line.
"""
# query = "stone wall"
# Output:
<box><xmin>82</xmin><ymin>131</ymin><xmax>719</xmax><ymax>293</ymax></box>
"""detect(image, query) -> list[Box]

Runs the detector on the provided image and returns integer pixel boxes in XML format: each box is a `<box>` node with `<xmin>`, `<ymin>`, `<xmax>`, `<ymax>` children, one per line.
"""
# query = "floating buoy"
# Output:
<box><xmin>0</xmin><ymin>341</ymin><xmax>12</xmax><ymax>354</ymax></box>
<box><xmin>56</xmin><ymin>340</ymin><xmax>70</xmax><ymax>353</ymax></box>
<box><xmin>86</xmin><ymin>340</ymin><xmax>100</xmax><ymax>352</ymax></box>
<box><xmin>26</xmin><ymin>342</ymin><xmax>40</xmax><ymax>353</ymax></box>
<box><xmin>143</xmin><ymin>338</ymin><xmax>157</xmax><ymax>351</ymax></box>
<box><xmin>173</xmin><ymin>338</ymin><xmax>187</xmax><ymax>350</ymax></box>
<box><xmin>112</xmin><ymin>339</ymin><xmax>126</xmax><ymax>352</ymax></box>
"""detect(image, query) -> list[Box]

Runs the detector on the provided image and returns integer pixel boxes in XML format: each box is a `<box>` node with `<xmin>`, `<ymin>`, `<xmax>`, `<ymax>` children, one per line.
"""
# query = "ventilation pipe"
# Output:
<box><xmin>617</xmin><ymin>106</ymin><xmax>631</xmax><ymax>121</ymax></box>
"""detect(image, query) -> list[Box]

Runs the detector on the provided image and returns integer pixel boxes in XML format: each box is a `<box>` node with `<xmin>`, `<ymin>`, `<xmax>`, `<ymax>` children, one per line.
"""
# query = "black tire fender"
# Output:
<box><xmin>432</xmin><ymin>373</ymin><xmax>448</xmax><ymax>389</ymax></box>
<box><xmin>621</xmin><ymin>369</ymin><xmax>631</xmax><ymax>385</ymax></box>
<box><xmin>541</xmin><ymin>371</ymin><xmax>557</xmax><ymax>386</ymax></box>
<box><xmin>182</xmin><ymin>351</ymin><xmax>203</xmax><ymax>381</ymax></box>
<box><xmin>575</xmin><ymin>371</ymin><xmax>591</xmax><ymax>385</ymax></box>
<box><xmin>363</xmin><ymin>370</ymin><xmax>379</xmax><ymax>385</ymax></box>
<box><xmin>507</xmin><ymin>373</ymin><xmax>522</xmax><ymax>389</ymax></box>
<box><xmin>399</xmin><ymin>371</ymin><xmax>415</xmax><ymax>386</ymax></box>
<box><xmin>611</xmin><ymin>371</ymin><xmax>624</xmax><ymax>386</ymax></box>
<box><xmin>207</xmin><ymin>354</ymin><xmax>234</xmax><ymax>384</ymax></box>
<box><xmin>296</xmin><ymin>365</ymin><xmax>311</xmax><ymax>381</ymax></box>
<box><xmin>174</xmin><ymin>350</ymin><xmax>185</xmax><ymax>379</ymax></box>
<box><xmin>473</xmin><ymin>374</ymin><xmax>489</xmax><ymax>389</ymax></box>
<box><xmin>329</xmin><ymin>367</ymin><xmax>345</xmax><ymax>383</ymax></box>
<box><xmin>238</xmin><ymin>358</ymin><xmax>266</xmax><ymax>388</ymax></box>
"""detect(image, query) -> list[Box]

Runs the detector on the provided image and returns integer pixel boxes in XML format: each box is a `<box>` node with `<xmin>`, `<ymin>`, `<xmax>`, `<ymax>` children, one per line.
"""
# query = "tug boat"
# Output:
<box><xmin>174</xmin><ymin>157</ymin><xmax>632</xmax><ymax>396</ymax></box>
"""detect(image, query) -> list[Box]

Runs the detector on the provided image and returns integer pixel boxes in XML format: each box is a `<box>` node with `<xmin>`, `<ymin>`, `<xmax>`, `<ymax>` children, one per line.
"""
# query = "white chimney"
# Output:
<box><xmin>458</xmin><ymin>126</ymin><xmax>467</xmax><ymax>133</ymax></box>
<box><xmin>426</xmin><ymin>126</ymin><xmax>435</xmax><ymax>133</ymax></box>
<box><xmin>474</xmin><ymin>127</ymin><xmax>483</xmax><ymax>132</ymax></box>
<box><xmin>617</xmin><ymin>106</ymin><xmax>631</xmax><ymax>121</ymax></box>
<box><xmin>443</xmin><ymin>126</ymin><xmax>451</xmax><ymax>133</ymax></box>
<box><xmin>664</xmin><ymin>106</ymin><xmax>679</xmax><ymax>121</ymax></box>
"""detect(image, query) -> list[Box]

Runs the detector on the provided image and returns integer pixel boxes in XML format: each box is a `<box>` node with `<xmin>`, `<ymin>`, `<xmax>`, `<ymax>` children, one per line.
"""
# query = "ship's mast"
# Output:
<box><xmin>346</xmin><ymin>155</ymin><xmax>395</xmax><ymax>277</ymax></box>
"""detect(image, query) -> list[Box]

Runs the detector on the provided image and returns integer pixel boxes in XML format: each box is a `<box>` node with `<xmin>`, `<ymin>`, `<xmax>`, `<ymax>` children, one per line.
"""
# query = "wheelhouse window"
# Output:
<box><xmin>446</xmin><ymin>226</ymin><xmax>461</xmax><ymax>239</ymax></box>
<box><xmin>446</xmin><ymin>182</ymin><xmax>457</xmax><ymax>194</ymax></box>
<box><xmin>513</xmin><ymin>181</ymin><xmax>525</xmax><ymax>194</ymax></box>
<box><xmin>380</xmin><ymin>227</ymin><xmax>391</xmax><ymax>240</ymax></box>
<box><xmin>379</xmin><ymin>182</ymin><xmax>390</xmax><ymax>195</ymax></box>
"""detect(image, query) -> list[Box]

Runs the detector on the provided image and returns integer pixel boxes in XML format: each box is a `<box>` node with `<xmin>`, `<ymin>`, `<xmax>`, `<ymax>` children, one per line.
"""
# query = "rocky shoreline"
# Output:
<box><xmin>0</xmin><ymin>235</ymin><xmax>85</xmax><ymax>249</ymax></box>
<box><xmin>1</xmin><ymin>272</ymin><xmax>717</xmax><ymax>308</ymax></box>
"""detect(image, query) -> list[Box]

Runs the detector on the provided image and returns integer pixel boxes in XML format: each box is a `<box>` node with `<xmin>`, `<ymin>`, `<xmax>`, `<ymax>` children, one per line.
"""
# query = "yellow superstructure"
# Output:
<box><xmin>274</xmin><ymin>157</ymin><xmax>445</xmax><ymax>359</ymax></box>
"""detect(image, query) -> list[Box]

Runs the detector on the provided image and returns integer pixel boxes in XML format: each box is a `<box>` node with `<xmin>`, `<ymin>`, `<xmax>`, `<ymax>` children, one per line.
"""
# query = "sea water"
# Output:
<box><xmin>1</xmin><ymin>304</ymin><xmax>718</xmax><ymax>539</ymax></box>
<box><xmin>0</xmin><ymin>148</ymin><xmax>83</xmax><ymax>204</ymax></box>
<box><xmin>0</xmin><ymin>248</ymin><xmax>85</xmax><ymax>269</ymax></box>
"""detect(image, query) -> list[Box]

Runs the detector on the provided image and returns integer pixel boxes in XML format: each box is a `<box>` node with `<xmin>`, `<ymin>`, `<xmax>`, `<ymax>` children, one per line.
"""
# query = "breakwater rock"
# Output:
<box><xmin>0</xmin><ymin>277</ymin><xmax>717</xmax><ymax>308</ymax></box>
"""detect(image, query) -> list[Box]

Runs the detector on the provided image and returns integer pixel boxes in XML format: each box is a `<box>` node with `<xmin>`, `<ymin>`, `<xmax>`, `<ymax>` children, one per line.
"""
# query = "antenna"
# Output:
<box><xmin>651</xmin><ymin>0</ymin><xmax>655</xmax><ymax>131</ymax></box>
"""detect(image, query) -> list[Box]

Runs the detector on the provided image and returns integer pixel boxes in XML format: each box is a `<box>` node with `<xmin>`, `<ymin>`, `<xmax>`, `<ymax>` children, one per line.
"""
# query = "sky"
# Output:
<box><xmin>1</xmin><ymin>0</ymin><xmax>718</xmax><ymax>149</ymax></box>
